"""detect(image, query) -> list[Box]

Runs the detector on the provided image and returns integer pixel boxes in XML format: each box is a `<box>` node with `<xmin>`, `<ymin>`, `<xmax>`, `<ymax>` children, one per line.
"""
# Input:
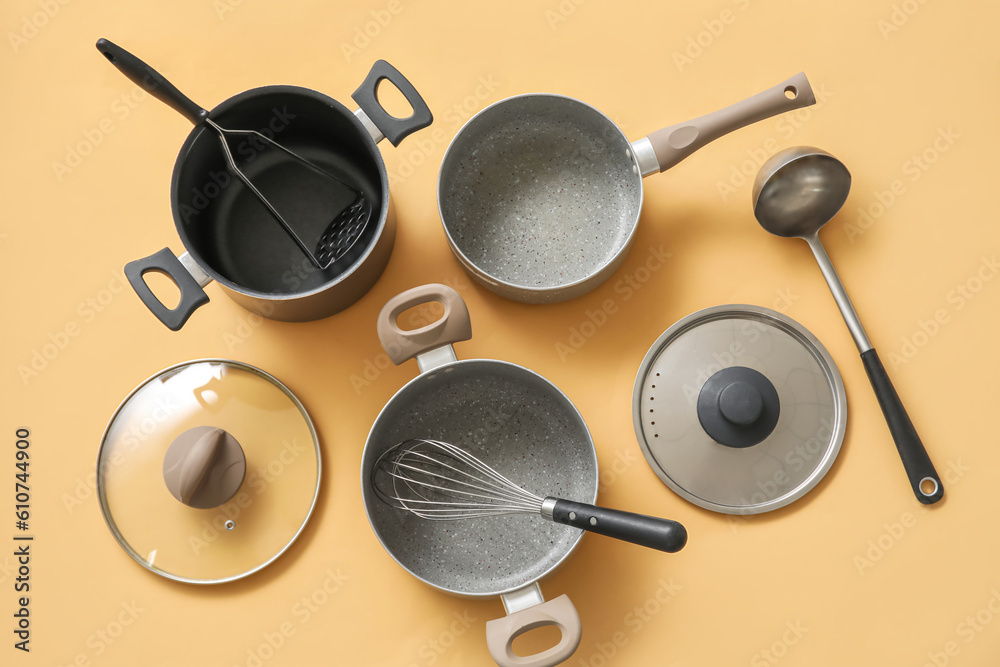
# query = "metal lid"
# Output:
<box><xmin>97</xmin><ymin>359</ymin><xmax>321</xmax><ymax>584</ymax></box>
<box><xmin>632</xmin><ymin>306</ymin><xmax>846</xmax><ymax>514</ymax></box>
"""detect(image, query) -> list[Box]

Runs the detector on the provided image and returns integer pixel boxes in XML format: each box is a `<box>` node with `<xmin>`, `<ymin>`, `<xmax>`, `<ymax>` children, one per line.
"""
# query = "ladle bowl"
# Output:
<box><xmin>752</xmin><ymin>147</ymin><xmax>851</xmax><ymax>238</ymax></box>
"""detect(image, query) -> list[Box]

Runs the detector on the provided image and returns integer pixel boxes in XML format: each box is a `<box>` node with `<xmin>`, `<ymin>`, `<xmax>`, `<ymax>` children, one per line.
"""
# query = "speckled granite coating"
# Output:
<box><xmin>439</xmin><ymin>95</ymin><xmax>641</xmax><ymax>290</ymax></box>
<box><xmin>364</xmin><ymin>360</ymin><xmax>598</xmax><ymax>596</ymax></box>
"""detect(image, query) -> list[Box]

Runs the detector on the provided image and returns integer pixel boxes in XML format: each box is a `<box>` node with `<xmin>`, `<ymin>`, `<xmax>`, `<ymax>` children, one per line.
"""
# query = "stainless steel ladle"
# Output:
<box><xmin>752</xmin><ymin>146</ymin><xmax>943</xmax><ymax>505</ymax></box>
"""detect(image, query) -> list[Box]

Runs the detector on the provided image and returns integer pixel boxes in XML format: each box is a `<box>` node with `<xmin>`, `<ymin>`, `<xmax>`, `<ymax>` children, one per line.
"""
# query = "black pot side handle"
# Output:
<box><xmin>351</xmin><ymin>60</ymin><xmax>433</xmax><ymax>146</ymax></box>
<box><xmin>124</xmin><ymin>248</ymin><xmax>211</xmax><ymax>331</ymax></box>
<box><xmin>550</xmin><ymin>499</ymin><xmax>688</xmax><ymax>554</ymax></box>
<box><xmin>860</xmin><ymin>348</ymin><xmax>944</xmax><ymax>504</ymax></box>
<box><xmin>96</xmin><ymin>38</ymin><xmax>208</xmax><ymax>126</ymax></box>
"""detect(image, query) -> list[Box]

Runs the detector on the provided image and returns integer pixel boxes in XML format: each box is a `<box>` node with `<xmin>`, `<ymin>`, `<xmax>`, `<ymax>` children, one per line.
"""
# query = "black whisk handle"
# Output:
<box><xmin>549</xmin><ymin>499</ymin><xmax>687</xmax><ymax>554</ymax></box>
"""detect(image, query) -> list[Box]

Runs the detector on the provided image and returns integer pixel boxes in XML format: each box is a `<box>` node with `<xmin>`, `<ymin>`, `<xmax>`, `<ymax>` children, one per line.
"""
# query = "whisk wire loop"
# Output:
<box><xmin>373</xmin><ymin>439</ymin><xmax>545</xmax><ymax>520</ymax></box>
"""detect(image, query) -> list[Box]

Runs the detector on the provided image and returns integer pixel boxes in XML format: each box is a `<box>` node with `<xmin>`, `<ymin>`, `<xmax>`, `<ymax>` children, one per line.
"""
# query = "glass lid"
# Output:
<box><xmin>97</xmin><ymin>359</ymin><xmax>321</xmax><ymax>583</ymax></box>
<box><xmin>632</xmin><ymin>306</ymin><xmax>846</xmax><ymax>514</ymax></box>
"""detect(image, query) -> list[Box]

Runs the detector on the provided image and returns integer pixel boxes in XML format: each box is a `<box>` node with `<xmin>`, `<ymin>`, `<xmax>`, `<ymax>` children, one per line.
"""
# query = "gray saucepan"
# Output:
<box><xmin>361</xmin><ymin>284</ymin><xmax>598</xmax><ymax>667</ymax></box>
<box><xmin>437</xmin><ymin>73</ymin><xmax>815</xmax><ymax>303</ymax></box>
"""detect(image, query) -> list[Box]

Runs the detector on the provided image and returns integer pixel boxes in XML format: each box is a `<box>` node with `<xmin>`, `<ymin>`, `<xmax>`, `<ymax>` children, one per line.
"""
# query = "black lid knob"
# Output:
<box><xmin>718</xmin><ymin>380</ymin><xmax>764</xmax><ymax>425</ymax></box>
<box><xmin>697</xmin><ymin>367</ymin><xmax>780</xmax><ymax>448</ymax></box>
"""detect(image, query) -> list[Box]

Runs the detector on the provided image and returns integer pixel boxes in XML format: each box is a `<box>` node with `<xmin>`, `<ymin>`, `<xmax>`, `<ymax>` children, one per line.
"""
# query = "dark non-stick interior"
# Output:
<box><xmin>173</xmin><ymin>88</ymin><xmax>384</xmax><ymax>295</ymax></box>
<box><xmin>363</xmin><ymin>360</ymin><xmax>598</xmax><ymax>596</ymax></box>
<box><xmin>439</xmin><ymin>95</ymin><xmax>641</xmax><ymax>289</ymax></box>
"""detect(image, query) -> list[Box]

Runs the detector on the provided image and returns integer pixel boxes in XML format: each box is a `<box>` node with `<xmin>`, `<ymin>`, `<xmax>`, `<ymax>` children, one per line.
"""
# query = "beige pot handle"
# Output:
<box><xmin>644</xmin><ymin>72</ymin><xmax>815</xmax><ymax>173</ymax></box>
<box><xmin>376</xmin><ymin>283</ymin><xmax>472</xmax><ymax>365</ymax></box>
<box><xmin>485</xmin><ymin>594</ymin><xmax>582</xmax><ymax>667</ymax></box>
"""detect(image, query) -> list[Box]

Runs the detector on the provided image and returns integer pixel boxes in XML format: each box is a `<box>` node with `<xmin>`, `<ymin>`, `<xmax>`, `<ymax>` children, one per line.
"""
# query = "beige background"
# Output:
<box><xmin>3</xmin><ymin>0</ymin><xmax>999</xmax><ymax>664</ymax></box>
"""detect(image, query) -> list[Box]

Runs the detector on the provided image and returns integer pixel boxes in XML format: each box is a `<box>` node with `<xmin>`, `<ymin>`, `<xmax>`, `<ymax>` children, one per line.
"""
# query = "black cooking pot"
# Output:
<box><xmin>97</xmin><ymin>39</ymin><xmax>432</xmax><ymax>330</ymax></box>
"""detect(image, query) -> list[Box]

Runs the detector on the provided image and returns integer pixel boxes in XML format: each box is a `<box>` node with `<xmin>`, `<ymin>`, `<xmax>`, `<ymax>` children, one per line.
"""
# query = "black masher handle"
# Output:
<box><xmin>96</xmin><ymin>38</ymin><xmax>208</xmax><ymax>125</ymax></box>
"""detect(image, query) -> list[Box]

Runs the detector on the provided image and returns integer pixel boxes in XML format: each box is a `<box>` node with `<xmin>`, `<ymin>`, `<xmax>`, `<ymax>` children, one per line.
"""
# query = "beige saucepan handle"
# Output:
<box><xmin>636</xmin><ymin>72</ymin><xmax>816</xmax><ymax>175</ymax></box>
<box><xmin>376</xmin><ymin>284</ymin><xmax>472</xmax><ymax>365</ymax></box>
<box><xmin>485</xmin><ymin>594</ymin><xmax>582</xmax><ymax>667</ymax></box>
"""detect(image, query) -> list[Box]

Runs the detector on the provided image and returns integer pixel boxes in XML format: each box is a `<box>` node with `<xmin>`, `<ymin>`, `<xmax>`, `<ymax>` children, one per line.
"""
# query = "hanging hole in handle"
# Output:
<box><xmin>511</xmin><ymin>625</ymin><xmax>563</xmax><ymax>658</ymax></box>
<box><xmin>919</xmin><ymin>477</ymin><xmax>939</xmax><ymax>496</ymax></box>
<box><xmin>376</xmin><ymin>79</ymin><xmax>415</xmax><ymax>119</ymax></box>
<box><xmin>396</xmin><ymin>301</ymin><xmax>445</xmax><ymax>331</ymax></box>
<box><xmin>143</xmin><ymin>269</ymin><xmax>182</xmax><ymax>310</ymax></box>
<box><xmin>784</xmin><ymin>86</ymin><xmax>798</xmax><ymax>99</ymax></box>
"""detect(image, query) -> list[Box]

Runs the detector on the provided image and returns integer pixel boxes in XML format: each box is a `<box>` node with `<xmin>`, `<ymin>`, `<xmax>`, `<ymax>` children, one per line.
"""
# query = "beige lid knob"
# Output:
<box><xmin>163</xmin><ymin>426</ymin><xmax>246</xmax><ymax>509</ymax></box>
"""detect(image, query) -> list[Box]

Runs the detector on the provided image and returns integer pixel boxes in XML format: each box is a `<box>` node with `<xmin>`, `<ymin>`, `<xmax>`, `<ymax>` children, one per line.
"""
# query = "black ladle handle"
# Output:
<box><xmin>549</xmin><ymin>499</ymin><xmax>687</xmax><ymax>553</ymax></box>
<box><xmin>861</xmin><ymin>349</ymin><xmax>944</xmax><ymax>504</ymax></box>
<box><xmin>804</xmin><ymin>234</ymin><xmax>943</xmax><ymax>505</ymax></box>
<box><xmin>96</xmin><ymin>38</ymin><xmax>208</xmax><ymax>125</ymax></box>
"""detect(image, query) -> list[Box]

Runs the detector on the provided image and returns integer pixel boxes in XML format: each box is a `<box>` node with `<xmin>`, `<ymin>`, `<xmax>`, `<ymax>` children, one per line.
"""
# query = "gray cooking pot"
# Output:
<box><xmin>437</xmin><ymin>73</ymin><xmax>815</xmax><ymax>303</ymax></box>
<box><xmin>361</xmin><ymin>284</ymin><xmax>599</xmax><ymax>667</ymax></box>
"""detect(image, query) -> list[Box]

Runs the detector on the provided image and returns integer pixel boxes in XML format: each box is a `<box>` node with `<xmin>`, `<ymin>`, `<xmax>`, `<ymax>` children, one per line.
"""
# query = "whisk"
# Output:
<box><xmin>373</xmin><ymin>439</ymin><xmax>687</xmax><ymax>553</ymax></box>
